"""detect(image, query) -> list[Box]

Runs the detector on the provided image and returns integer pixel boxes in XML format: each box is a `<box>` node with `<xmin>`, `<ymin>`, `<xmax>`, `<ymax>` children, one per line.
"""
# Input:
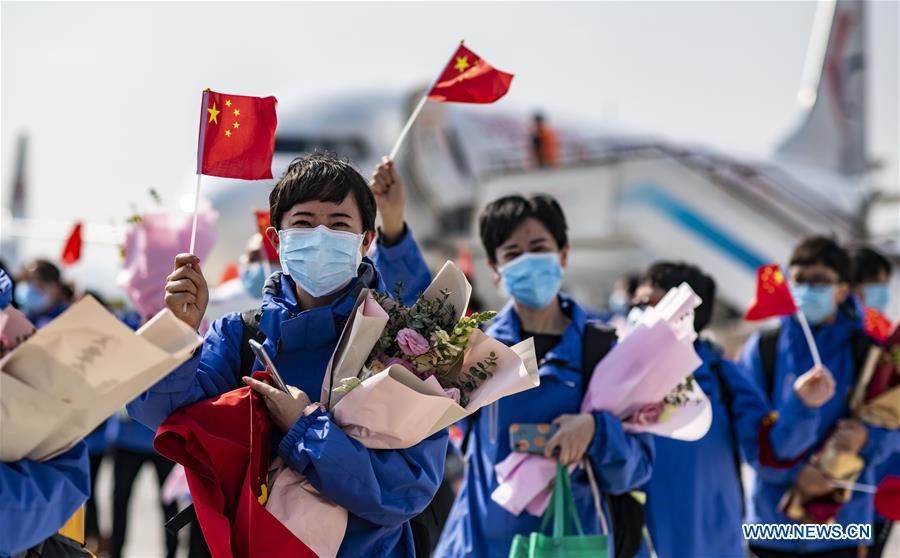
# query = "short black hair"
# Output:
<box><xmin>25</xmin><ymin>259</ymin><xmax>62</xmax><ymax>284</ymax></box>
<box><xmin>479</xmin><ymin>194</ymin><xmax>568</xmax><ymax>264</ymax></box>
<box><xmin>22</xmin><ymin>259</ymin><xmax>74</xmax><ymax>301</ymax></box>
<box><xmin>788</xmin><ymin>236</ymin><xmax>851</xmax><ymax>282</ymax></box>
<box><xmin>850</xmin><ymin>246</ymin><xmax>893</xmax><ymax>285</ymax></box>
<box><xmin>641</xmin><ymin>261</ymin><xmax>716</xmax><ymax>332</ymax></box>
<box><xmin>268</xmin><ymin>151</ymin><xmax>376</xmax><ymax>232</ymax></box>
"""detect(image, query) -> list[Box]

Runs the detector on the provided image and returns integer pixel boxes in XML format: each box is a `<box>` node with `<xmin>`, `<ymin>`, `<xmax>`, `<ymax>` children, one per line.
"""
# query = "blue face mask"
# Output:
<box><xmin>792</xmin><ymin>283</ymin><xmax>836</xmax><ymax>325</ymax></box>
<box><xmin>240</xmin><ymin>263</ymin><xmax>267</xmax><ymax>299</ymax></box>
<box><xmin>278</xmin><ymin>225</ymin><xmax>364</xmax><ymax>298</ymax></box>
<box><xmin>499</xmin><ymin>253</ymin><xmax>564</xmax><ymax>309</ymax></box>
<box><xmin>14</xmin><ymin>282</ymin><xmax>49</xmax><ymax>315</ymax></box>
<box><xmin>863</xmin><ymin>283</ymin><xmax>890</xmax><ymax>314</ymax></box>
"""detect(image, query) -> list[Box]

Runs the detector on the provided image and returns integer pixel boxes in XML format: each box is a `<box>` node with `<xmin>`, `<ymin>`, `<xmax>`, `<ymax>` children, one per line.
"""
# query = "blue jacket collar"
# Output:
<box><xmin>487</xmin><ymin>293</ymin><xmax>588</xmax><ymax>371</ymax></box>
<box><xmin>258</xmin><ymin>259</ymin><xmax>382</xmax><ymax>352</ymax></box>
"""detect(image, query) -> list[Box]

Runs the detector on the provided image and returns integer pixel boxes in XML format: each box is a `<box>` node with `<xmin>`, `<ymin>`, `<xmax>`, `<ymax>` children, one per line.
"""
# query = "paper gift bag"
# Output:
<box><xmin>1</xmin><ymin>296</ymin><xmax>201</xmax><ymax>461</ymax></box>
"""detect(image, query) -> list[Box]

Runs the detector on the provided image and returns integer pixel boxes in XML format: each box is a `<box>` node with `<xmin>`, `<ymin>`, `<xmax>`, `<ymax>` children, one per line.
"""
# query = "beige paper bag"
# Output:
<box><xmin>1</xmin><ymin>297</ymin><xmax>201</xmax><ymax>461</ymax></box>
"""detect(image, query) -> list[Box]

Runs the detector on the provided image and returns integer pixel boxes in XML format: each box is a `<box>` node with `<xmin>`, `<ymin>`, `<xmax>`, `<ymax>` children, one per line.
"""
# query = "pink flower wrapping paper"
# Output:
<box><xmin>491</xmin><ymin>283</ymin><xmax>711</xmax><ymax>517</ymax></box>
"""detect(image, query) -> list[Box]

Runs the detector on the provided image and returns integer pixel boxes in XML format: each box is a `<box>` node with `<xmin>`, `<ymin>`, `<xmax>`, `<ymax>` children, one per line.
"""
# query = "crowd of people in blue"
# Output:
<box><xmin>1</xmin><ymin>152</ymin><xmax>897</xmax><ymax>558</ymax></box>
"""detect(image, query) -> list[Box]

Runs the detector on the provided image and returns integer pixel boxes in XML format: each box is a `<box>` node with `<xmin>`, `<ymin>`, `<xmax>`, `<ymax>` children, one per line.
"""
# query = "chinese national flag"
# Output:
<box><xmin>197</xmin><ymin>90</ymin><xmax>277</xmax><ymax>180</ymax></box>
<box><xmin>745</xmin><ymin>263</ymin><xmax>797</xmax><ymax>320</ymax></box>
<box><xmin>254</xmin><ymin>210</ymin><xmax>279</xmax><ymax>262</ymax></box>
<box><xmin>864</xmin><ymin>307</ymin><xmax>893</xmax><ymax>343</ymax></box>
<box><xmin>61</xmin><ymin>221</ymin><xmax>83</xmax><ymax>266</ymax></box>
<box><xmin>428</xmin><ymin>43</ymin><xmax>513</xmax><ymax>104</ymax></box>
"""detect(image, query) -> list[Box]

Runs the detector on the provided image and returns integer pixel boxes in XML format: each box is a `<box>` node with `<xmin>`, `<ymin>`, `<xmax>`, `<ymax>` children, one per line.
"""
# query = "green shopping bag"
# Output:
<box><xmin>509</xmin><ymin>462</ymin><xmax>609</xmax><ymax>558</ymax></box>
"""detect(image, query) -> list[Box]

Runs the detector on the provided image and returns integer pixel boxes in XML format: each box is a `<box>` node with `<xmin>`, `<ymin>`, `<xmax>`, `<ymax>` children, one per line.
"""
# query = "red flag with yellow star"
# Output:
<box><xmin>427</xmin><ymin>43</ymin><xmax>513</xmax><ymax>104</ymax></box>
<box><xmin>197</xmin><ymin>90</ymin><xmax>277</xmax><ymax>180</ymax></box>
<box><xmin>745</xmin><ymin>263</ymin><xmax>798</xmax><ymax>320</ymax></box>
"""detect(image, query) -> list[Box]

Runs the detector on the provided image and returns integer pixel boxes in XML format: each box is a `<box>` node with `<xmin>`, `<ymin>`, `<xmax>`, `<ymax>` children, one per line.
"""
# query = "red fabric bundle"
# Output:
<box><xmin>154</xmin><ymin>384</ymin><xmax>316</xmax><ymax>558</ymax></box>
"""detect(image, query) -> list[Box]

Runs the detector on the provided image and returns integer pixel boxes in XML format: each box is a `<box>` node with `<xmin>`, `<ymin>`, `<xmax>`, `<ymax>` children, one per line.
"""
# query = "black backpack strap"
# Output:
<box><xmin>709</xmin><ymin>356</ymin><xmax>746</xmax><ymax>515</ymax></box>
<box><xmin>582</xmin><ymin>322</ymin><xmax>642</xmax><ymax>558</ymax></box>
<box><xmin>758</xmin><ymin>327</ymin><xmax>781</xmax><ymax>399</ymax></box>
<box><xmin>849</xmin><ymin>329</ymin><xmax>874</xmax><ymax>376</ymax></box>
<box><xmin>581</xmin><ymin>322</ymin><xmax>617</xmax><ymax>393</ymax></box>
<box><xmin>165</xmin><ymin>505</ymin><xmax>196</xmax><ymax>535</ymax></box>
<box><xmin>237</xmin><ymin>308</ymin><xmax>266</xmax><ymax>384</ymax></box>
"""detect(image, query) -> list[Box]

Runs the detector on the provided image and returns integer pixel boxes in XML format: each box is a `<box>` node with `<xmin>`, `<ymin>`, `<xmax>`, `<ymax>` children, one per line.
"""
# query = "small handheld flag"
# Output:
<box><xmin>390</xmin><ymin>42</ymin><xmax>514</xmax><ymax>159</ymax></box>
<box><xmin>745</xmin><ymin>264</ymin><xmax>796</xmax><ymax>320</ymax></box>
<box><xmin>61</xmin><ymin>222</ymin><xmax>83</xmax><ymax>266</ymax></box>
<box><xmin>427</xmin><ymin>43</ymin><xmax>514</xmax><ymax>104</ymax></box>
<box><xmin>746</xmin><ymin>263</ymin><xmax>821</xmax><ymax>368</ymax></box>
<box><xmin>185</xmin><ymin>89</ymin><xmax>277</xmax><ymax>311</ymax></box>
<box><xmin>197</xmin><ymin>90</ymin><xmax>278</xmax><ymax>181</ymax></box>
<box><xmin>864</xmin><ymin>307</ymin><xmax>893</xmax><ymax>343</ymax></box>
<box><xmin>189</xmin><ymin>89</ymin><xmax>277</xmax><ymax>251</ymax></box>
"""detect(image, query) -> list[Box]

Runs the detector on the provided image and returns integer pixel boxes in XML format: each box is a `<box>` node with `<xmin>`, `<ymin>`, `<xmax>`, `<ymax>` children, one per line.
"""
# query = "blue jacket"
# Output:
<box><xmin>106</xmin><ymin>413</ymin><xmax>156</xmax><ymax>454</ymax></box>
<box><xmin>640</xmin><ymin>339</ymin><xmax>820</xmax><ymax>558</ymax></box>
<box><xmin>738</xmin><ymin>300</ymin><xmax>900</xmax><ymax>552</ymax></box>
<box><xmin>0</xmin><ymin>442</ymin><xmax>91</xmax><ymax>557</ymax></box>
<box><xmin>0</xmin><ymin>270</ymin><xmax>10</xmax><ymax>309</ymax></box>
<box><xmin>435</xmin><ymin>295</ymin><xmax>655</xmax><ymax>558</ymax></box>
<box><xmin>0</xmin><ymin>271</ymin><xmax>91</xmax><ymax>556</ymax></box>
<box><xmin>27</xmin><ymin>303</ymin><xmax>68</xmax><ymax>329</ymax></box>
<box><xmin>128</xmin><ymin>230</ymin><xmax>447</xmax><ymax>557</ymax></box>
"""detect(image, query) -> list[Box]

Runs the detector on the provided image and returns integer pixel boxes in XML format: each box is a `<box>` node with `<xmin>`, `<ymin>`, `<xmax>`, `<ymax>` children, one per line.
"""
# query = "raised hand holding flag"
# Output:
<box><xmin>745</xmin><ymin>263</ymin><xmax>822</xmax><ymax>368</ymax></box>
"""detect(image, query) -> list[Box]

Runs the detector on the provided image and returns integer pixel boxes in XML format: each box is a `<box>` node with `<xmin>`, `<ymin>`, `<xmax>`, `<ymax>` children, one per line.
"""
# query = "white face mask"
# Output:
<box><xmin>626</xmin><ymin>305</ymin><xmax>646</xmax><ymax>329</ymax></box>
<box><xmin>278</xmin><ymin>225</ymin><xmax>364</xmax><ymax>297</ymax></box>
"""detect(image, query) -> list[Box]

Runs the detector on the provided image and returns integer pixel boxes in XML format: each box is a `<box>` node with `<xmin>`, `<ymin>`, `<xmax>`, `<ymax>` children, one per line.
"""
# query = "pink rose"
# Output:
<box><xmin>443</xmin><ymin>387</ymin><xmax>461</xmax><ymax>404</ymax></box>
<box><xmin>632</xmin><ymin>402</ymin><xmax>664</xmax><ymax>426</ymax></box>
<box><xmin>396</xmin><ymin>328</ymin><xmax>430</xmax><ymax>357</ymax></box>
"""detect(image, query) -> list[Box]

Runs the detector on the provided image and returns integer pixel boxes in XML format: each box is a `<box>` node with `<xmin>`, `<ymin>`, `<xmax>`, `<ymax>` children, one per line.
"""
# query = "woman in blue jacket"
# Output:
<box><xmin>0</xmin><ymin>269</ymin><xmax>91</xmax><ymax>557</ymax></box>
<box><xmin>632</xmin><ymin>262</ymin><xmax>832</xmax><ymax>558</ymax></box>
<box><xmin>435</xmin><ymin>195</ymin><xmax>655</xmax><ymax>558</ymax></box>
<box><xmin>128</xmin><ymin>153</ymin><xmax>446</xmax><ymax>557</ymax></box>
<box><xmin>739</xmin><ymin>237</ymin><xmax>900</xmax><ymax>558</ymax></box>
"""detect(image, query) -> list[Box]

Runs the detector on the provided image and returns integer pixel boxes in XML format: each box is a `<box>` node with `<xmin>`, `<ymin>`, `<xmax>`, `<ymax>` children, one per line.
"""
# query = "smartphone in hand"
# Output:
<box><xmin>248</xmin><ymin>339</ymin><xmax>289</xmax><ymax>393</ymax></box>
<box><xmin>509</xmin><ymin>423</ymin><xmax>559</xmax><ymax>454</ymax></box>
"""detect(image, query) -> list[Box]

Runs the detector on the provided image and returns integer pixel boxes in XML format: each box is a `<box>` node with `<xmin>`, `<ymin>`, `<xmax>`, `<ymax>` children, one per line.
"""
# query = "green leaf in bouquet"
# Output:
<box><xmin>331</xmin><ymin>377</ymin><xmax>362</xmax><ymax>397</ymax></box>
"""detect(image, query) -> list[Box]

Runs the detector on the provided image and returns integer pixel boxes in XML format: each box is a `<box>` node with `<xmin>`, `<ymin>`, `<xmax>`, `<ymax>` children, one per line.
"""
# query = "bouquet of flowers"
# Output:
<box><xmin>492</xmin><ymin>282</ymin><xmax>710</xmax><ymax>517</ymax></box>
<box><xmin>265</xmin><ymin>262</ymin><xmax>539</xmax><ymax>557</ymax></box>
<box><xmin>317</xmin><ymin>261</ymin><xmax>539</xmax><ymax>449</ymax></box>
<box><xmin>333</xmin><ymin>284</ymin><xmax>499</xmax><ymax>407</ymax></box>
<box><xmin>627</xmin><ymin>375</ymin><xmax>705</xmax><ymax>429</ymax></box>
